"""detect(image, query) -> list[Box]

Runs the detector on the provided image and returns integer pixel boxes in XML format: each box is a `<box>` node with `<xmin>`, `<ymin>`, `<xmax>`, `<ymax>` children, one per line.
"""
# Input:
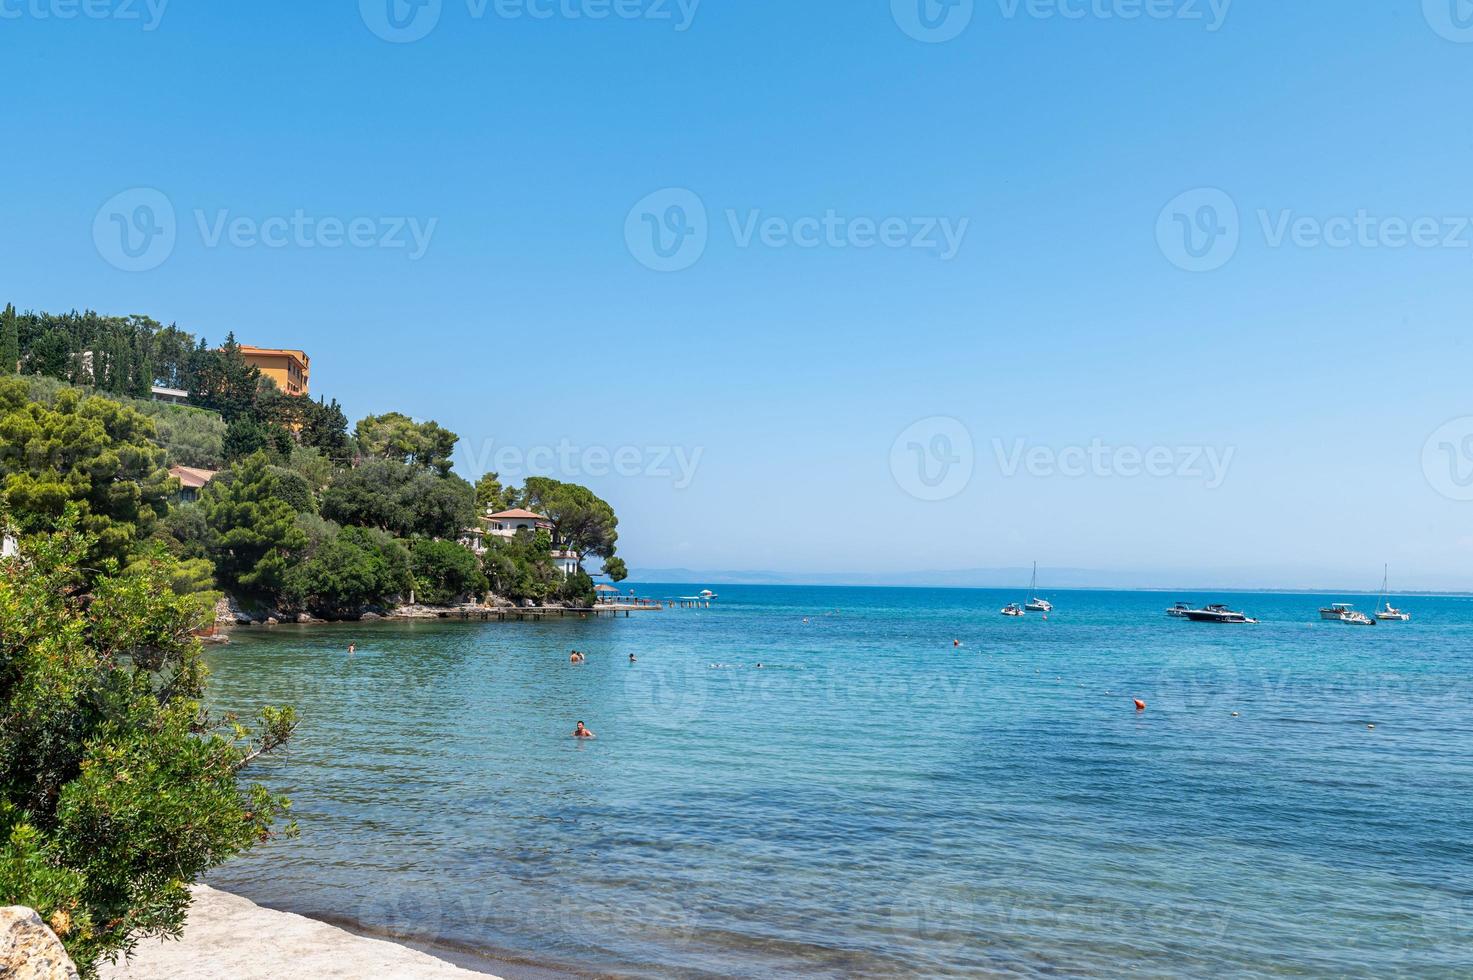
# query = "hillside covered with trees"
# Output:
<box><xmin>0</xmin><ymin>306</ymin><xmax>629</xmax><ymax>621</ymax></box>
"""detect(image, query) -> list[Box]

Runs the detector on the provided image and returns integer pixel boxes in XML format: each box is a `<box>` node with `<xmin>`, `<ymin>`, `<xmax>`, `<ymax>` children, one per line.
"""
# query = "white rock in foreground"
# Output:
<box><xmin>99</xmin><ymin>886</ymin><xmax>500</xmax><ymax>980</ymax></box>
<box><xmin>0</xmin><ymin>906</ymin><xmax>80</xmax><ymax>980</ymax></box>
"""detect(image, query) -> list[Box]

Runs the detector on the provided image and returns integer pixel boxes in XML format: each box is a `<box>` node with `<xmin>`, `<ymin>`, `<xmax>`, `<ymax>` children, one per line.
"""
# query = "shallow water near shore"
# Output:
<box><xmin>204</xmin><ymin>585</ymin><xmax>1473</xmax><ymax>977</ymax></box>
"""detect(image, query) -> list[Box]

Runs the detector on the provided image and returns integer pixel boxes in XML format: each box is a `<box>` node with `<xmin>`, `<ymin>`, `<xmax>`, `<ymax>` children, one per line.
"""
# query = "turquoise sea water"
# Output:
<box><xmin>204</xmin><ymin>586</ymin><xmax>1473</xmax><ymax>978</ymax></box>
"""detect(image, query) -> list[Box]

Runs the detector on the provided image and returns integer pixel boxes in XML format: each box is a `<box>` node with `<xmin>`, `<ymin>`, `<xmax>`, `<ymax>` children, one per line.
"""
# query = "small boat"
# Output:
<box><xmin>1166</xmin><ymin>601</ymin><xmax>1192</xmax><ymax>618</ymax></box>
<box><xmin>1320</xmin><ymin>603</ymin><xmax>1377</xmax><ymax>626</ymax></box>
<box><xmin>1375</xmin><ymin>565</ymin><xmax>1410</xmax><ymax>621</ymax></box>
<box><xmin>698</xmin><ymin>589</ymin><xmax>718</xmax><ymax>600</ymax></box>
<box><xmin>1024</xmin><ymin>562</ymin><xmax>1052</xmax><ymax>612</ymax></box>
<box><xmin>1181</xmin><ymin>604</ymin><xmax>1257</xmax><ymax>624</ymax></box>
<box><xmin>1001</xmin><ymin>602</ymin><xmax>1025</xmax><ymax>618</ymax></box>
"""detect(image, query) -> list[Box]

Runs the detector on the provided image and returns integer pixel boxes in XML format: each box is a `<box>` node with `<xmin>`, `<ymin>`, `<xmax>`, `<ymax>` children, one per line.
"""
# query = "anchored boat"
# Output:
<box><xmin>1181</xmin><ymin>604</ymin><xmax>1257</xmax><ymax>624</ymax></box>
<box><xmin>1024</xmin><ymin>562</ymin><xmax>1053</xmax><ymax>612</ymax></box>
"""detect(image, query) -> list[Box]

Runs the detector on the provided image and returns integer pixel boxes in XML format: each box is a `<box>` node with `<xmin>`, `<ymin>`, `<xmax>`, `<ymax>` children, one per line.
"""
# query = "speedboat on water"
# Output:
<box><xmin>1166</xmin><ymin>602</ymin><xmax>1192</xmax><ymax>618</ymax></box>
<box><xmin>1182</xmin><ymin>604</ymin><xmax>1257</xmax><ymax>624</ymax></box>
<box><xmin>1320</xmin><ymin>603</ymin><xmax>1377</xmax><ymax>626</ymax></box>
<box><xmin>1001</xmin><ymin>603</ymin><xmax>1025</xmax><ymax>617</ymax></box>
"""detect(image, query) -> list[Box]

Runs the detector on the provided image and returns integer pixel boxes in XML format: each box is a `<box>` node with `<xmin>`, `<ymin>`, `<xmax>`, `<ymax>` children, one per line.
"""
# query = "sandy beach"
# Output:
<box><xmin>98</xmin><ymin>886</ymin><xmax>500</xmax><ymax>980</ymax></box>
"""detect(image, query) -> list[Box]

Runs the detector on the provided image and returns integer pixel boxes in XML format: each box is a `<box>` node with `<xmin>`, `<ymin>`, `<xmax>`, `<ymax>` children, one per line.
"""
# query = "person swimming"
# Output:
<box><xmin>629</xmin><ymin>653</ymin><xmax>637</xmax><ymax>662</ymax></box>
<box><xmin>573</xmin><ymin>721</ymin><xmax>595</xmax><ymax>739</ymax></box>
<box><xmin>348</xmin><ymin>643</ymin><xmax>356</xmax><ymax>654</ymax></box>
<box><xmin>570</xmin><ymin>651</ymin><xmax>586</xmax><ymax>663</ymax></box>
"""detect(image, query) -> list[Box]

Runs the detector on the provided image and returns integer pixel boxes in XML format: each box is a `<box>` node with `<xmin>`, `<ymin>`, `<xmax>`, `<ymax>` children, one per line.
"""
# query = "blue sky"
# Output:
<box><xmin>5</xmin><ymin>1</ymin><xmax>1473</xmax><ymax>588</ymax></box>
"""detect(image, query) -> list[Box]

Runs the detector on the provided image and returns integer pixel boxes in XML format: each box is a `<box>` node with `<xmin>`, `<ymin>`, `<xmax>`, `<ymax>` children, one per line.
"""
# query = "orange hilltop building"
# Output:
<box><xmin>239</xmin><ymin>346</ymin><xmax>310</xmax><ymax>397</ymax></box>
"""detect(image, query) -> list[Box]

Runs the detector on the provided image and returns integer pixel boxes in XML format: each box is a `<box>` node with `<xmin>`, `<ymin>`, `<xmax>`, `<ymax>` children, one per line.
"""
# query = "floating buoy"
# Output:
<box><xmin>1231</xmin><ymin>712</ymin><xmax>1240</xmax><ymax>718</ymax></box>
<box><xmin>1367</xmin><ymin>723</ymin><xmax>1376</xmax><ymax>730</ymax></box>
<box><xmin>1134</xmin><ymin>699</ymin><xmax>1147</xmax><ymax>711</ymax></box>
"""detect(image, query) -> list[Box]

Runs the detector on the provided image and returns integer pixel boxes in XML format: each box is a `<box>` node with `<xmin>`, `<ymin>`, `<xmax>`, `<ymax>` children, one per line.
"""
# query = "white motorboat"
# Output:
<box><xmin>1320</xmin><ymin>603</ymin><xmax>1376</xmax><ymax>626</ymax></box>
<box><xmin>1001</xmin><ymin>602</ymin><xmax>1025</xmax><ymax>618</ymax></box>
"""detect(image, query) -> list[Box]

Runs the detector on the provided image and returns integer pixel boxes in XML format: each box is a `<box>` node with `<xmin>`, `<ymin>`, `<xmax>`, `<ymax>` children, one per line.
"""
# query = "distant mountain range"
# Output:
<box><xmin>625</xmin><ymin>566</ymin><xmax>1473</xmax><ymax>596</ymax></box>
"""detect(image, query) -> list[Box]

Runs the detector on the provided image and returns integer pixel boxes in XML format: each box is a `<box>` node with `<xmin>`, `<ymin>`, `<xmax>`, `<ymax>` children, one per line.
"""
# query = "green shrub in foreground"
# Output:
<box><xmin>0</xmin><ymin>517</ymin><xmax>295</xmax><ymax>977</ymax></box>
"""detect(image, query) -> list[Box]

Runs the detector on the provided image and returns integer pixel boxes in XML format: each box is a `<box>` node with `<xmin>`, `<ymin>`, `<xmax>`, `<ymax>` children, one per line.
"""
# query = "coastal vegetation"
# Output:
<box><xmin>0</xmin><ymin>305</ymin><xmax>634</xmax><ymax>970</ymax></box>
<box><xmin>0</xmin><ymin>306</ymin><xmax>629</xmax><ymax>616</ymax></box>
<box><xmin>0</xmin><ymin>517</ymin><xmax>295</xmax><ymax>976</ymax></box>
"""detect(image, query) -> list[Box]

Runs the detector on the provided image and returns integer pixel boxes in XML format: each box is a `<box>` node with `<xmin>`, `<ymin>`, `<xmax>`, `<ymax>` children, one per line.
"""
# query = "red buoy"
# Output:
<box><xmin>1134</xmin><ymin>699</ymin><xmax>1147</xmax><ymax>711</ymax></box>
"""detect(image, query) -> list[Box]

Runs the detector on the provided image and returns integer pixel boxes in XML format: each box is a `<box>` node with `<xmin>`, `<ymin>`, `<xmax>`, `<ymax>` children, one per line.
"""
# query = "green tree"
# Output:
<box><xmin>355</xmin><ymin>412</ymin><xmax>459</xmax><ymax>474</ymax></box>
<box><xmin>321</xmin><ymin>460</ymin><xmax>475</xmax><ymax>540</ymax></box>
<box><xmin>473</xmin><ymin>472</ymin><xmax>508</xmax><ymax>514</ymax></box>
<box><xmin>0</xmin><ymin>378</ymin><xmax>172</xmax><ymax>566</ymax></box>
<box><xmin>409</xmin><ymin>539</ymin><xmax>487</xmax><ymax>605</ymax></box>
<box><xmin>602</xmin><ymin>556</ymin><xmax>629</xmax><ymax>583</ymax></box>
<box><xmin>283</xmin><ymin>525</ymin><xmax>412</xmax><ymax>617</ymax></box>
<box><xmin>190</xmin><ymin>334</ymin><xmax>260</xmax><ymax>422</ymax></box>
<box><xmin>523</xmin><ymin>477</ymin><xmax>619</xmax><ymax>564</ymax></box>
<box><xmin>0</xmin><ymin>304</ymin><xmax>18</xmax><ymax>375</ymax></box>
<box><xmin>200</xmin><ymin>452</ymin><xmax>307</xmax><ymax>596</ymax></box>
<box><xmin>0</xmin><ymin>518</ymin><xmax>294</xmax><ymax>976</ymax></box>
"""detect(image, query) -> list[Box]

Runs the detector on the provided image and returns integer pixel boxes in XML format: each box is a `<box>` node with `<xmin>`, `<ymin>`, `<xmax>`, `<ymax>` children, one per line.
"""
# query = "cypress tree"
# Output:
<box><xmin>0</xmin><ymin>304</ymin><xmax>18</xmax><ymax>374</ymax></box>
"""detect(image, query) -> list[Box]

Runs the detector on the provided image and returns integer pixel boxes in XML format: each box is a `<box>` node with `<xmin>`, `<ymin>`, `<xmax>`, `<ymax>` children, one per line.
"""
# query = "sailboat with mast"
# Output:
<box><xmin>1375</xmin><ymin>564</ymin><xmax>1411</xmax><ymax>622</ymax></box>
<box><xmin>1024</xmin><ymin>562</ymin><xmax>1053</xmax><ymax>613</ymax></box>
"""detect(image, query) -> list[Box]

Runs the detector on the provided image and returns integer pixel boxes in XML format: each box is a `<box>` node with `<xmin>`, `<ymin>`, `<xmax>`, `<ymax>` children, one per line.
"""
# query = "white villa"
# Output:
<box><xmin>1</xmin><ymin>533</ymin><xmax>16</xmax><ymax>560</ymax></box>
<box><xmin>460</xmin><ymin>508</ymin><xmax>581</xmax><ymax>577</ymax></box>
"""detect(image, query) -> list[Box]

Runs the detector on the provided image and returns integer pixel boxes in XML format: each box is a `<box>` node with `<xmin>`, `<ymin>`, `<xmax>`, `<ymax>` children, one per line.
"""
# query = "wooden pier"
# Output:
<box><xmin>442</xmin><ymin>599</ymin><xmax>712</xmax><ymax>621</ymax></box>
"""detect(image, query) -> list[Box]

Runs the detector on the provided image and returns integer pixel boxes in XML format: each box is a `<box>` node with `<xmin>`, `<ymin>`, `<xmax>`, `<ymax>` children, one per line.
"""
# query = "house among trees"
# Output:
<box><xmin>169</xmin><ymin>464</ymin><xmax>219</xmax><ymax>502</ymax></box>
<box><xmin>461</xmin><ymin>508</ymin><xmax>581</xmax><ymax>576</ymax></box>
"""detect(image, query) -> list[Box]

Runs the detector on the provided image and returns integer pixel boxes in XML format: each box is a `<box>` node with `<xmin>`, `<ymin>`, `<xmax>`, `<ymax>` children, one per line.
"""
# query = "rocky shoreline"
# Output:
<box><xmin>213</xmin><ymin>594</ymin><xmax>579</xmax><ymax>627</ymax></box>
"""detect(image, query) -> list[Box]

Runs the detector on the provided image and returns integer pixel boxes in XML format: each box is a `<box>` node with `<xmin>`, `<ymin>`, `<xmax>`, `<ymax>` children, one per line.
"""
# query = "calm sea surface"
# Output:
<box><xmin>204</xmin><ymin>585</ymin><xmax>1473</xmax><ymax>978</ymax></box>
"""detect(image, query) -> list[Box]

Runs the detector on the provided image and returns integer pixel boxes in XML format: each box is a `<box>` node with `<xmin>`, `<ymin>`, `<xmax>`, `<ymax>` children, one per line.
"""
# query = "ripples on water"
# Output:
<box><xmin>204</xmin><ymin>586</ymin><xmax>1473</xmax><ymax>978</ymax></box>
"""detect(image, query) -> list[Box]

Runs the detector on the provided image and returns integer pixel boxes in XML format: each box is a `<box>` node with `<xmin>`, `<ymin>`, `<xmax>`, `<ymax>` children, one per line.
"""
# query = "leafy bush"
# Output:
<box><xmin>283</xmin><ymin>524</ymin><xmax>412</xmax><ymax>617</ymax></box>
<box><xmin>409</xmin><ymin>539</ymin><xmax>487</xmax><ymax>605</ymax></box>
<box><xmin>0</xmin><ymin>518</ymin><xmax>294</xmax><ymax>976</ymax></box>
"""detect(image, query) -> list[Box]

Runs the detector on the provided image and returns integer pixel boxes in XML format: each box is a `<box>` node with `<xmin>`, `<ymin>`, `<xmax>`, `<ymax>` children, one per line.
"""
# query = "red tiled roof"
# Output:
<box><xmin>169</xmin><ymin>465</ymin><xmax>219</xmax><ymax>490</ymax></box>
<box><xmin>486</xmin><ymin>508</ymin><xmax>548</xmax><ymax>521</ymax></box>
